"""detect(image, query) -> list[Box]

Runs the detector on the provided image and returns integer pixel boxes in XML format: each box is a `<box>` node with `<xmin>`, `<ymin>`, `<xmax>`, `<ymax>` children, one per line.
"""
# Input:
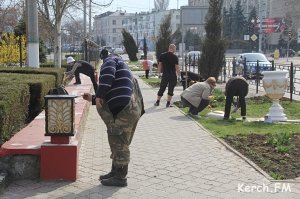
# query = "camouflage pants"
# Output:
<box><xmin>97</xmin><ymin>95</ymin><xmax>140</xmax><ymax>167</ymax></box>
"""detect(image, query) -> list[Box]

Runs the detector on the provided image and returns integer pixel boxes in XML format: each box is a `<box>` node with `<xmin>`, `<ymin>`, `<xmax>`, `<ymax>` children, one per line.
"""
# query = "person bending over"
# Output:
<box><xmin>64</xmin><ymin>56</ymin><xmax>98</xmax><ymax>93</ymax></box>
<box><xmin>223</xmin><ymin>76</ymin><xmax>249</xmax><ymax>120</ymax></box>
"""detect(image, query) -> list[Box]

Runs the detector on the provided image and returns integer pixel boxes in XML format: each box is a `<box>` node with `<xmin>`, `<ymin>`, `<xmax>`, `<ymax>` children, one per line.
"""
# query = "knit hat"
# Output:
<box><xmin>66</xmin><ymin>56</ymin><xmax>75</xmax><ymax>64</ymax></box>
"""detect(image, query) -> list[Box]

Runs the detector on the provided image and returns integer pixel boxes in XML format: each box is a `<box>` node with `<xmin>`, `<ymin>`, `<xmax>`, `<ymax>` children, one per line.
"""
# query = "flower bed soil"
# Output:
<box><xmin>224</xmin><ymin>134</ymin><xmax>300</xmax><ymax>180</ymax></box>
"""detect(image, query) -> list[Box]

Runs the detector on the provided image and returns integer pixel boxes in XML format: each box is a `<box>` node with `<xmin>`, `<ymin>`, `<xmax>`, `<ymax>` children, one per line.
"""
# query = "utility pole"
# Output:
<box><xmin>287</xmin><ymin>30</ymin><xmax>291</xmax><ymax>62</ymax></box>
<box><xmin>136</xmin><ymin>13</ymin><xmax>139</xmax><ymax>47</ymax></box>
<box><xmin>83</xmin><ymin>0</ymin><xmax>87</xmax><ymax>37</ymax></box>
<box><xmin>89</xmin><ymin>0</ymin><xmax>92</xmax><ymax>35</ymax></box>
<box><xmin>26</xmin><ymin>0</ymin><xmax>39</xmax><ymax>68</ymax></box>
<box><xmin>258</xmin><ymin>0</ymin><xmax>262</xmax><ymax>53</ymax></box>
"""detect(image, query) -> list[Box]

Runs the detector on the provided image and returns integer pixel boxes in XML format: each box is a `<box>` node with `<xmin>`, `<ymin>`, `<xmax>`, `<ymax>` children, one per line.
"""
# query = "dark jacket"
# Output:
<box><xmin>225</xmin><ymin>77</ymin><xmax>249</xmax><ymax>97</ymax></box>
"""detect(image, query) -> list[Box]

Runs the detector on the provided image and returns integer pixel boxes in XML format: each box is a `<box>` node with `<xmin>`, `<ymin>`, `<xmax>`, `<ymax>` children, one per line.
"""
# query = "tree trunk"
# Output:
<box><xmin>54</xmin><ymin>20</ymin><xmax>62</xmax><ymax>68</ymax></box>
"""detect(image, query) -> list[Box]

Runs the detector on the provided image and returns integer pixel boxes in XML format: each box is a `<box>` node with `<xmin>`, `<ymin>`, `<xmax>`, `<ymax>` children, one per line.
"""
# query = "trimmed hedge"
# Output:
<box><xmin>0</xmin><ymin>84</ymin><xmax>30</xmax><ymax>142</ymax></box>
<box><xmin>0</xmin><ymin>67</ymin><xmax>65</xmax><ymax>87</ymax></box>
<box><xmin>0</xmin><ymin>67</ymin><xmax>67</xmax><ymax>143</ymax></box>
<box><xmin>0</xmin><ymin>73</ymin><xmax>56</xmax><ymax>120</ymax></box>
<box><xmin>40</xmin><ymin>63</ymin><xmax>68</xmax><ymax>69</ymax></box>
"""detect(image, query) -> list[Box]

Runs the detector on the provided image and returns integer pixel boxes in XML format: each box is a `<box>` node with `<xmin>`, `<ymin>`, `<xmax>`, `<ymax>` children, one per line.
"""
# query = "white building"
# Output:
<box><xmin>93</xmin><ymin>10</ymin><xmax>134</xmax><ymax>48</ymax></box>
<box><xmin>123</xmin><ymin>9</ymin><xmax>181</xmax><ymax>51</ymax></box>
<box><xmin>93</xmin><ymin>9</ymin><xmax>181</xmax><ymax>51</ymax></box>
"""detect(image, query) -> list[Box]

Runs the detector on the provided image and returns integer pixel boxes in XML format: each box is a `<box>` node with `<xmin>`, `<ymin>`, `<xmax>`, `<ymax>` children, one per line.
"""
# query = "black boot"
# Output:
<box><xmin>99</xmin><ymin>164</ymin><xmax>116</xmax><ymax>180</ymax></box>
<box><xmin>101</xmin><ymin>165</ymin><xmax>128</xmax><ymax>187</ymax></box>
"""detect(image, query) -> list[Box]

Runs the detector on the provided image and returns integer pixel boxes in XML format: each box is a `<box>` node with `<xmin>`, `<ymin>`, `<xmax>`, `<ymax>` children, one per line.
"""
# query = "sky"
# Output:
<box><xmin>96</xmin><ymin>0</ymin><xmax>189</xmax><ymax>14</ymax></box>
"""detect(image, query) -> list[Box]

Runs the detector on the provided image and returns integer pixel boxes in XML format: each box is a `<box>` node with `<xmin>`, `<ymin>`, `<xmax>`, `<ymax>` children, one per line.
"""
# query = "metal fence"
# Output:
<box><xmin>182</xmin><ymin>56</ymin><xmax>300</xmax><ymax>101</ymax></box>
<box><xmin>223</xmin><ymin>58</ymin><xmax>300</xmax><ymax>101</ymax></box>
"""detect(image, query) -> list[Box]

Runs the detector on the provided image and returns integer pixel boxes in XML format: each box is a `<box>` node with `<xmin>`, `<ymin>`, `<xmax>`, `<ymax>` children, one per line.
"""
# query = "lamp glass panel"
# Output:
<box><xmin>47</xmin><ymin>99</ymin><xmax>73</xmax><ymax>134</ymax></box>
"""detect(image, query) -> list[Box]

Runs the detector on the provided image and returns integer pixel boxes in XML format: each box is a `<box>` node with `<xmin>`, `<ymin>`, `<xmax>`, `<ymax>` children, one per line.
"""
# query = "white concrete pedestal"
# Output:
<box><xmin>265</xmin><ymin>99</ymin><xmax>287</xmax><ymax>122</ymax></box>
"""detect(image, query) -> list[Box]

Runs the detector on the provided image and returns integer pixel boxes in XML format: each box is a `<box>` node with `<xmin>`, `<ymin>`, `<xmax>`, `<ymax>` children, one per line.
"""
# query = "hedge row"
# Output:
<box><xmin>0</xmin><ymin>68</ymin><xmax>64</xmax><ymax>143</ymax></box>
<box><xmin>0</xmin><ymin>67</ymin><xmax>65</xmax><ymax>87</ymax></box>
<box><xmin>0</xmin><ymin>84</ymin><xmax>30</xmax><ymax>142</ymax></box>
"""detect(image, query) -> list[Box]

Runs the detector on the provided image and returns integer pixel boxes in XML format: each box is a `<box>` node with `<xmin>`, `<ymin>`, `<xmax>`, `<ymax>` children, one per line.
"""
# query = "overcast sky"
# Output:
<box><xmin>97</xmin><ymin>0</ymin><xmax>188</xmax><ymax>13</ymax></box>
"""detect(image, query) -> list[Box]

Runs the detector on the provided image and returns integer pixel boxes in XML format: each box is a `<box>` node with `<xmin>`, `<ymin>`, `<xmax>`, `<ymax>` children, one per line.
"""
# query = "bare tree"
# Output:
<box><xmin>154</xmin><ymin>0</ymin><xmax>169</xmax><ymax>11</ymax></box>
<box><xmin>0</xmin><ymin>0</ymin><xmax>22</xmax><ymax>33</ymax></box>
<box><xmin>62</xmin><ymin>19</ymin><xmax>84</xmax><ymax>46</ymax></box>
<box><xmin>37</xmin><ymin>0</ymin><xmax>113</xmax><ymax>68</ymax></box>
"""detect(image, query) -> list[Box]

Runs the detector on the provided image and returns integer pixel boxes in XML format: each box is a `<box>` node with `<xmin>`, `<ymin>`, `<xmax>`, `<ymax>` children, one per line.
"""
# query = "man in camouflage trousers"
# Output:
<box><xmin>83</xmin><ymin>53</ymin><xmax>144</xmax><ymax>187</ymax></box>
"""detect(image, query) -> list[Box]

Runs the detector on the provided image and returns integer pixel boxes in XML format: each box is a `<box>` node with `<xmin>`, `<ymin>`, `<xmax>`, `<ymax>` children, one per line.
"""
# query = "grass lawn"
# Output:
<box><xmin>141</xmin><ymin>77</ymin><xmax>300</xmax><ymax>180</ymax></box>
<box><xmin>127</xmin><ymin>61</ymin><xmax>142</xmax><ymax>71</ymax></box>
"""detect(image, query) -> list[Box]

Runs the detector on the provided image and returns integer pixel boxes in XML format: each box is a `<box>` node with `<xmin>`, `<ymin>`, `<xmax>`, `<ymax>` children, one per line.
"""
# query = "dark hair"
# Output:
<box><xmin>100</xmin><ymin>49</ymin><xmax>109</xmax><ymax>60</ymax></box>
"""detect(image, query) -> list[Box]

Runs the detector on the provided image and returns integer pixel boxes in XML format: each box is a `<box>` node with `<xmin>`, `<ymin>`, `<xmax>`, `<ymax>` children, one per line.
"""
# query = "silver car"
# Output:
<box><xmin>238</xmin><ymin>53</ymin><xmax>272</xmax><ymax>78</ymax></box>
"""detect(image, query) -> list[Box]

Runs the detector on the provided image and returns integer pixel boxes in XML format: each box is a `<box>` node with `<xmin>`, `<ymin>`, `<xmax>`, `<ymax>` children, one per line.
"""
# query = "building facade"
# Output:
<box><xmin>269</xmin><ymin>0</ymin><xmax>300</xmax><ymax>32</ymax></box>
<box><xmin>93</xmin><ymin>9</ymin><xmax>180</xmax><ymax>51</ymax></box>
<box><xmin>190</xmin><ymin>0</ymin><xmax>271</xmax><ymax>19</ymax></box>
<box><xmin>93</xmin><ymin>10</ymin><xmax>134</xmax><ymax>48</ymax></box>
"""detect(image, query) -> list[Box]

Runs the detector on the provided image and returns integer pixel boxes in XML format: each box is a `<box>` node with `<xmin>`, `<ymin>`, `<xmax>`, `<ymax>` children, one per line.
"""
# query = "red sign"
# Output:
<box><xmin>255</xmin><ymin>18</ymin><xmax>286</xmax><ymax>35</ymax></box>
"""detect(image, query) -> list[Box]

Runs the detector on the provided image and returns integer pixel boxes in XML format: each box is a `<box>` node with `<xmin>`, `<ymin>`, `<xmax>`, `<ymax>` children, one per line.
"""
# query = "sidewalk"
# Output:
<box><xmin>1</xmin><ymin>74</ymin><xmax>300</xmax><ymax>199</ymax></box>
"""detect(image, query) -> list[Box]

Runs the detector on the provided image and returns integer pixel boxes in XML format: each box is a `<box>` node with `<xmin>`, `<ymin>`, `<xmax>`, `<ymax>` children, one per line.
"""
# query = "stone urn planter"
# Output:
<box><xmin>262</xmin><ymin>71</ymin><xmax>288</xmax><ymax>122</ymax></box>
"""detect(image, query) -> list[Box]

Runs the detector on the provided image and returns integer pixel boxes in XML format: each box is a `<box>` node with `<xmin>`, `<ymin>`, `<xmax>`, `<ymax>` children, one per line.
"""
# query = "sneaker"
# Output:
<box><xmin>154</xmin><ymin>102</ymin><xmax>160</xmax><ymax>106</ymax></box>
<box><xmin>73</xmin><ymin>82</ymin><xmax>81</xmax><ymax>85</ymax></box>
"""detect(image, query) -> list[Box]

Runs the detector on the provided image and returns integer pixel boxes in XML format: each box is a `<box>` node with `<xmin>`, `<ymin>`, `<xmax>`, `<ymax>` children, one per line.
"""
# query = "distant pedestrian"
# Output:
<box><xmin>223</xmin><ymin>76</ymin><xmax>249</xmax><ymax>120</ymax></box>
<box><xmin>274</xmin><ymin>48</ymin><xmax>280</xmax><ymax>60</ymax></box>
<box><xmin>154</xmin><ymin>44</ymin><xmax>181</xmax><ymax>107</ymax></box>
<box><xmin>180</xmin><ymin>77</ymin><xmax>216</xmax><ymax>118</ymax></box>
<box><xmin>82</xmin><ymin>53</ymin><xmax>144</xmax><ymax>187</ymax></box>
<box><xmin>64</xmin><ymin>56</ymin><xmax>98</xmax><ymax>93</ymax></box>
<box><xmin>142</xmin><ymin>56</ymin><xmax>153</xmax><ymax>79</ymax></box>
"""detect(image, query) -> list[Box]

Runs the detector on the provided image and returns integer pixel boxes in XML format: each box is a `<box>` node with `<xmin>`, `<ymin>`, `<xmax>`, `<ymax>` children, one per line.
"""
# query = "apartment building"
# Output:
<box><xmin>93</xmin><ymin>10</ymin><xmax>134</xmax><ymax>48</ymax></box>
<box><xmin>93</xmin><ymin>9</ymin><xmax>180</xmax><ymax>51</ymax></box>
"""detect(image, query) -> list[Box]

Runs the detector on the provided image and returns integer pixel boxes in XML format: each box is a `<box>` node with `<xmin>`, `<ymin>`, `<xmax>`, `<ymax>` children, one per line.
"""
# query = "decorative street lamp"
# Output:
<box><xmin>44</xmin><ymin>95</ymin><xmax>76</xmax><ymax>144</ymax></box>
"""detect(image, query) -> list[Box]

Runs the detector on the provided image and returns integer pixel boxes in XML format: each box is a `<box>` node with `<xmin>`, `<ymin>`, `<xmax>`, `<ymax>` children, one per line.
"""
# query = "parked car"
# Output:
<box><xmin>187</xmin><ymin>51</ymin><xmax>201</xmax><ymax>57</ymax></box>
<box><xmin>112</xmin><ymin>48</ymin><xmax>124</xmax><ymax>54</ymax></box>
<box><xmin>238</xmin><ymin>53</ymin><xmax>272</xmax><ymax>79</ymax></box>
<box><xmin>284</xmin><ymin>49</ymin><xmax>296</xmax><ymax>57</ymax></box>
<box><xmin>186</xmin><ymin>51</ymin><xmax>201</xmax><ymax>66</ymax></box>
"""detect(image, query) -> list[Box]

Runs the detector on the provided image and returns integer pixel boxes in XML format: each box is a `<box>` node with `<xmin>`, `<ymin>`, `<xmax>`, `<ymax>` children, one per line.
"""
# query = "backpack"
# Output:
<box><xmin>47</xmin><ymin>86</ymin><xmax>69</xmax><ymax>95</ymax></box>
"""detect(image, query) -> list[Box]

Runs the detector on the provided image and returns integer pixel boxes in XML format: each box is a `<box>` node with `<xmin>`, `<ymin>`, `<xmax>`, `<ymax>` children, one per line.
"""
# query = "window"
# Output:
<box><xmin>113</xmin><ymin>28</ymin><xmax>116</xmax><ymax>33</ymax></box>
<box><xmin>112</xmin><ymin>20</ymin><xmax>116</xmax><ymax>25</ymax></box>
